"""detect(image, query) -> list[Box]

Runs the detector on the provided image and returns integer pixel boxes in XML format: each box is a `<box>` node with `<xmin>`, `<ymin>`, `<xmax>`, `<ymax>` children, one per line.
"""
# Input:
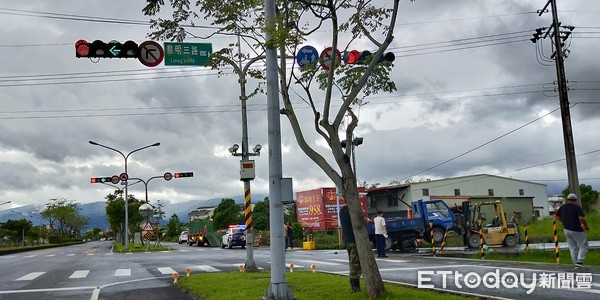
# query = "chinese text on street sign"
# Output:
<box><xmin>164</xmin><ymin>42</ymin><xmax>212</xmax><ymax>66</ymax></box>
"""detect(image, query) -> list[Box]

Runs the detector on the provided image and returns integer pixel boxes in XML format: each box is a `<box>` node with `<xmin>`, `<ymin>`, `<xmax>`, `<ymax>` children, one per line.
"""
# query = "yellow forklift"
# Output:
<box><xmin>461</xmin><ymin>200</ymin><xmax>519</xmax><ymax>248</ymax></box>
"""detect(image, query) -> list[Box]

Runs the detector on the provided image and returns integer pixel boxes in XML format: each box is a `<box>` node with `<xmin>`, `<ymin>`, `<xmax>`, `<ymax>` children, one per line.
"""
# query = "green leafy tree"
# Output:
<box><xmin>144</xmin><ymin>0</ymin><xmax>412</xmax><ymax>296</ymax></box>
<box><xmin>166</xmin><ymin>213</ymin><xmax>183</xmax><ymax>238</ymax></box>
<box><xmin>41</xmin><ymin>198</ymin><xmax>87</xmax><ymax>238</ymax></box>
<box><xmin>1</xmin><ymin>219</ymin><xmax>32</xmax><ymax>246</ymax></box>
<box><xmin>562</xmin><ymin>184</ymin><xmax>598</xmax><ymax>212</ymax></box>
<box><xmin>105</xmin><ymin>190</ymin><xmax>145</xmax><ymax>243</ymax></box>
<box><xmin>253</xmin><ymin>197</ymin><xmax>270</xmax><ymax>231</ymax></box>
<box><xmin>212</xmin><ymin>198</ymin><xmax>242</xmax><ymax>230</ymax></box>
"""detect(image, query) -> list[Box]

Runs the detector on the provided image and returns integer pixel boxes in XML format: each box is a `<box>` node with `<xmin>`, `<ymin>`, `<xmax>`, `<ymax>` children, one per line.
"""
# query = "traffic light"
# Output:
<box><xmin>174</xmin><ymin>172</ymin><xmax>194</xmax><ymax>178</ymax></box>
<box><xmin>90</xmin><ymin>177</ymin><xmax>111</xmax><ymax>183</ymax></box>
<box><xmin>342</xmin><ymin>50</ymin><xmax>395</xmax><ymax>65</ymax></box>
<box><xmin>75</xmin><ymin>40</ymin><xmax>139</xmax><ymax>58</ymax></box>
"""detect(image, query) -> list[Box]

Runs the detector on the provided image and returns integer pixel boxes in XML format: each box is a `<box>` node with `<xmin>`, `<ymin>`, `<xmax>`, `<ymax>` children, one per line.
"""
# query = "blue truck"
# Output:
<box><xmin>366</xmin><ymin>199</ymin><xmax>458</xmax><ymax>252</ymax></box>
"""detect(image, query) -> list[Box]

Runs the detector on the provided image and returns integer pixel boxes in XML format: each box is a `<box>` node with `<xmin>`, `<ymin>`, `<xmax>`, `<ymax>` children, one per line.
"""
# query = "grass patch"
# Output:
<box><xmin>458</xmin><ymin>248</ymin><xmax>600</xmax><ymax>266</ymax></box>
<box><xmin>113</xmin><ymin>242</ymin><xmax>172</xmax><ymax>253</ymax></box>
<box><xmin>177</xmin><ymin>271</ymin><xmax>473</xmax><ymax>300</ymax></box>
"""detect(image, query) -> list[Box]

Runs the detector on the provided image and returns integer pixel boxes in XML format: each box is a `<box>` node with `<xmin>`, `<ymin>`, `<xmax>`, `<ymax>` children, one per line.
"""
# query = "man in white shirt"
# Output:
<box><xmin>374</xmin><ymin>211</ymin><xmax>388</xmax><ymax>257</ymax></box>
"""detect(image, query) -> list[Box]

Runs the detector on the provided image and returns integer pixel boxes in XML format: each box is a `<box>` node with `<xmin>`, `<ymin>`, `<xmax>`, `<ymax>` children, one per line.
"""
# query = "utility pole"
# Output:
<box><xmin>535</xmin><ymin>0</ymin><xmax>581</xmax><ymax>206</ymax></box>
<box><xmin>264</xmin><ymin>0</ymin><xmax>292</xmax><ymax>297</ymax></box>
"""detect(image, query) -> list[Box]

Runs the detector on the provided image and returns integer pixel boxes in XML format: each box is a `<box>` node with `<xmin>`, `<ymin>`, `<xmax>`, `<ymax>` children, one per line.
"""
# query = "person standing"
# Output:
<box><xmin>374</xmin><ymin>211</ymin><xmax>388</xmax><ymax>258</ymax></box>
<box><xmin>510</xmin><ymin>211</ymin><xmax>521</xmax><ymax>243</ymax></box>
<box><xmin>340</xmin><ymin>204</ymin><xmax>361</xmax><ymax>293</ymax></box>
<box><xmin>555</xmin><ymin>193</ymin><xmax>590</xmax><ymax>268</ymax></box>
<box><xmin>286</xmin><ymin>222</ymin><xmax>294</xmax><ymax>249</ymax></box>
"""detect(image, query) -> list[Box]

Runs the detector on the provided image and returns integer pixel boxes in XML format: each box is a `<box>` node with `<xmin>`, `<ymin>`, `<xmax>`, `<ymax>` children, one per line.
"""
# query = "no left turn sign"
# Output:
<box><xmin>138</xmin><ymin>41</ymin><xmax>164</xmax><ymax>67</ymax></box>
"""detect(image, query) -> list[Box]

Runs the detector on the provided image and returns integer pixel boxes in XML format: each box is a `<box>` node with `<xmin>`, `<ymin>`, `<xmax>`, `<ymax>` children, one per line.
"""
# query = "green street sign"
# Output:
<box><xmin>164</xmin><ymin>42</ymin><xmax>212</xmax><ymax>66</ymax></box>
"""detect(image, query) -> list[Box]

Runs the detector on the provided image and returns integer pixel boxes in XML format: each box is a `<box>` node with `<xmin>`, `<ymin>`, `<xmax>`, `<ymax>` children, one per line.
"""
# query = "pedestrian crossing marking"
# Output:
<box><xmin>157</xmin><ymin>267</ymin><xmax>177</xmax><ymax>275</ymax></box>
<box><xmin>69</xmin><ymin>270</ymin><xmax>90</xmax><ymax>279</ymax></box>
<box><xmin>16</xmin><ymin>272</ymin><xmax>45</xmax><ymax>281</ymax></box>
<box><xmin>197</xmin><ymin>265</ymin><xmax>220</xmax><ymax>272</ymax></box>
<box><xmin>115</xmin><ymin>269</ymin><xmax>131</xmax><ymax>277</ymax></box>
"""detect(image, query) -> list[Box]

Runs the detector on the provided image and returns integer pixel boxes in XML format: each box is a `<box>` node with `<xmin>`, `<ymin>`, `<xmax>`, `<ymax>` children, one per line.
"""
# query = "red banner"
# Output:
<box><xmin>297</xmin><ymin>187</ymin><xmax>367</xmax><ymax>230</ymax></box>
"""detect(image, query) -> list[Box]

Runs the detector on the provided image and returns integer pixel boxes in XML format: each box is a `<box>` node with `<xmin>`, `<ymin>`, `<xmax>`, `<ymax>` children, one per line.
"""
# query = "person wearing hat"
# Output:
<box><xmin>555</xmin><ymin>193</ymin><xmax>590</xmax><ymax>268</ymax></box>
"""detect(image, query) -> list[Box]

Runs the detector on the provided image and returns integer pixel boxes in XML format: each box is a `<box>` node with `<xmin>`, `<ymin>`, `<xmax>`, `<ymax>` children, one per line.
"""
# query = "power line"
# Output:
<box><xmin>401</xmin><ymin>107</ymin><xmax>561</xmax><ymax>181</ymax></box>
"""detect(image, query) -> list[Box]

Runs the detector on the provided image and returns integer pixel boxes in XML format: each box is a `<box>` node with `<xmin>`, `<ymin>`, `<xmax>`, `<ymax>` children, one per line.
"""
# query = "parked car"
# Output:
<box><xmin>178</xmin><ymin>231</ymin><xmax>188</xmax><ymax>244</ymax></box>
<box><xmin>220</xmin><ymin>226</ymin><xmax>246</xmax><ymax>249</ymax></box>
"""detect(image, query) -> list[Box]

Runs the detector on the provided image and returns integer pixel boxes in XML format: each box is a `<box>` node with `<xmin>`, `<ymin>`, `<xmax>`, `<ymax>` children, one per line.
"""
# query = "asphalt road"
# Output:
<box><xmin>1</xmin><ymin>241</ymin><xmax>599</xmax><ymax>300</ymax></box>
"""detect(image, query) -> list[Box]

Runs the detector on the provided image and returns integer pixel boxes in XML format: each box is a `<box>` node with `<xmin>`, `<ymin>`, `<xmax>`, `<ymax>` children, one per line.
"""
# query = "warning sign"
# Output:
<box><xmin>142</xmin><ymin>222</ymin><xmax>154</xmax><ymax>232</ymax></box>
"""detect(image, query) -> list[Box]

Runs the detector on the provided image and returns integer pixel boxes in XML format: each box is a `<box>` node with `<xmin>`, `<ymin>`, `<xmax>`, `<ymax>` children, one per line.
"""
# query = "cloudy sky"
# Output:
<box><xmin>0</xmin><ymin>0</ymin><xmax>599</xmax><ymax>211</ymax></box>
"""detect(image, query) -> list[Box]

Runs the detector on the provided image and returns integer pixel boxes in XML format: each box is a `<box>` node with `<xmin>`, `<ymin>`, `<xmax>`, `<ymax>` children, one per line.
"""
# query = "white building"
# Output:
<box><xmin>367</xmin><ymin>174</ymin><xmax>548</xmax><ymax>219</ymax></box>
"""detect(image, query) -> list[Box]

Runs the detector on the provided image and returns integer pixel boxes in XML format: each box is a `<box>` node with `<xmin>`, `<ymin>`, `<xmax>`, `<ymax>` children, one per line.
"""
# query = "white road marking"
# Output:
<box><xmin>25</xmin><ymin>255</ymin><xmax>36</xmax><ymax>258</ymax></box>
<box><xmin>115</xmin><ymin>269</ymin><xmax>131</xmax><ymax>277</ymax></box>
<box><xmin>106</xmin><ymin>253</ymin><xmax>113</xmax><ymax>255</ymax></box>
<box><xmin>196</xmin><ymin>265</ymin><xmax>220</xmax><ymax>272</ymax></box>
<box><xmin>69</xmin><ymin>270</ymin><xmax>90</xmax><ymax>279</ymax></box>
<box><xmin>46</xmin><ymin>254</ymin><xmax>55</xmax><ymax>257</ymax></box>
<box><xmin>300</xmin><ymin>259</ymin><xmax>341</xmax><ymax>266</ymax></box>
<box><xmin>86</xmin><ymin>253</ymin><xmax>95</xmax><ymax>256</ymax></box>
<box><xmin>157</xmin><ymin>267</ymin><xmax>177</xmax><ymax>275</ymax></box>
<box><xmin>16</xmin><ymin>272</ymin><xmax>45</xmax><ymax>281</ymax></box>
<box><xmin>67</xmin><ymin>254</ymin><xmax>75</xmax><ymax>257</ymax></box>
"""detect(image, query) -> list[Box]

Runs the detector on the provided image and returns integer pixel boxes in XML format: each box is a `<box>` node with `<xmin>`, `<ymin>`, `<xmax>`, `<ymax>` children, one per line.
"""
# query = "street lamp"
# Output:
<box><xmin>89</xmin><ymin>140</ymin><xmax>160</xmax><ymax>250</ymax></box>
<box><xmin>10</xmin><ymin>210</ymin><xmax>26</xmax><ymax>247</ymax></box>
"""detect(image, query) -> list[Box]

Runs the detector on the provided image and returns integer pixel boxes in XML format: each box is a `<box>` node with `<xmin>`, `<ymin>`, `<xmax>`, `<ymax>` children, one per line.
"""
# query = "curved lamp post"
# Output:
<box><xmin>89</xmin><ymin>140</ymin><xmax>160</xmax><ymax>250</ymax></box>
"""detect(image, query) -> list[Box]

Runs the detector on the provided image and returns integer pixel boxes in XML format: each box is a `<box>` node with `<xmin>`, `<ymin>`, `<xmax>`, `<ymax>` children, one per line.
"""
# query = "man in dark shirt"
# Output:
<box><xmin>555</xmin><ymin>193</ymin><xmax>590</xmax><ymax>267</ymax></box>
<box><xmin>340</xmin><ymin>205</ymin><xmax>361</xmax><ymax>293</ymax></box>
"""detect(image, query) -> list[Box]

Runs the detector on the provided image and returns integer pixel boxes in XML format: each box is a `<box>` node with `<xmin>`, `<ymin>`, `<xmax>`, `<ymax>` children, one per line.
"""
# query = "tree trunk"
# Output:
<box><xmin>341</xmin><ymin>167</ymin><xmax>386</xmax><ymax>297</ymax></box>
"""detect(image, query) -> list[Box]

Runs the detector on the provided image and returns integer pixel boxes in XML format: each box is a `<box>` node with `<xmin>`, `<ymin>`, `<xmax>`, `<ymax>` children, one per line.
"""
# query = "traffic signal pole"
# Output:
<box><xmin>89</xmin><ymin>141</ymin><xmax>160</xmax><ymax>251</ymax></box>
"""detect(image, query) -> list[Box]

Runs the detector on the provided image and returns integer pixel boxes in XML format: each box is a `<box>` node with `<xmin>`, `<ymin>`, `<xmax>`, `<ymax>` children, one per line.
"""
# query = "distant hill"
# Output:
<box><xmin>0</xmin><ymin>194</ymin><xmax>268</xmax><ymax>231</ymax></box>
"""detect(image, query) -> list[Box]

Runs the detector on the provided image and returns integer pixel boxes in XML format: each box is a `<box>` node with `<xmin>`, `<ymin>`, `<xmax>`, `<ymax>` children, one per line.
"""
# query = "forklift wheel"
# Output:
<box><xmin>467</xmin><ymin>234</ymin><xmax>481</xmax><ymax>249</ymax></box>
<box><xmin>504</xmin><ymin>235</ymin><xmax>517</xmax><ymax>247</ymax></box>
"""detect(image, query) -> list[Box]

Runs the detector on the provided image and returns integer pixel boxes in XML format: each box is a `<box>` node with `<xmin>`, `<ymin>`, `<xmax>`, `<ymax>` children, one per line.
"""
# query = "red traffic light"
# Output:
<box><xmin>75</xmin><ymin>40</ymin><xmax>90</xmax><ymax>57</ymax></box>
<box><xmin>343</xmin><ymin>50</ymin><xmax>395</xmax><ymax>65</ymax></box>
<box><xmin>91</xmin><ymin>177</ymin><xmax>111</xmax><ymax>183</ymax></box>
<box><xmin>75</xmin><ymin>40</ymin><xmax>139</xmax><ymax>58</ymax></box>
<box><xmin>174</xmin><ymin>172</ymin><xmax>193</xmax><ymax>178</ymax></box>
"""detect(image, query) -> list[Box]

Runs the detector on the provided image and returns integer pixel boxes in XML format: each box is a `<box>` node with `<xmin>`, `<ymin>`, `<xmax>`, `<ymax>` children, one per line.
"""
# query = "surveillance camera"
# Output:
<box><xmin>228</xmin><ymin>144</ymin><xmax>239</xmax><ymax>154</ymax></box>
<box><xmin>253</xmin><ymin>144</ymin><xmax>262</xmax><ymax>154</ymax></box>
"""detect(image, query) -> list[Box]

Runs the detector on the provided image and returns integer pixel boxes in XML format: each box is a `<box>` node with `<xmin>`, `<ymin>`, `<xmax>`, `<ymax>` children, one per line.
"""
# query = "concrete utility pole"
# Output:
<box><xmin>264</xmin><ymin>0</ymin><xmax>292</xmax><ymax>297</ymax></box>
<box><xmin>536</xmin><ymin>0</ymin><xmax>581</xmax><ymax>206</ymax></box>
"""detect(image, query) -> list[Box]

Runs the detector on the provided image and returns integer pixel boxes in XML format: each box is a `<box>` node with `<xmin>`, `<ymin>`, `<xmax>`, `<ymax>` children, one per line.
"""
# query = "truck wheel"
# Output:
<box><xmin>504</xmin><ymin>235</ymin><xmax>517</xmax><ymax>247</ymax></box>
<box><xmin>467</xmin><ymin>233</ymin><xmax>481</xmax><ymax>249</ymax></box>
<box><xmin>432</xmin><ymin>228</ymin><xmax>445</xmax><ymax>244</ymax></box>
<box><xmin>384</xmin><ymin>237</ymin><xmax>393</xmax><ymax>251</ymax></box>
